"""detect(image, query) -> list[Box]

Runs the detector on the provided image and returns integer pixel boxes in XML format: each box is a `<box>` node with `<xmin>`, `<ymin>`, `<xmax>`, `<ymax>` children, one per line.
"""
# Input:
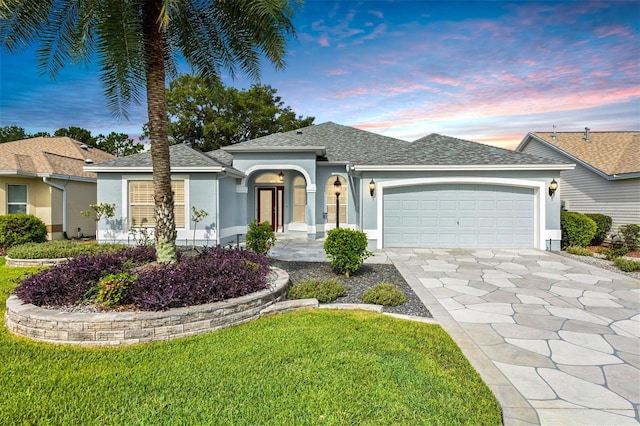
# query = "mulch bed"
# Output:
<box><xmin>270</xmin><ymin>260</ymin><xmax>432</xmax><ymax>318</ymax></box>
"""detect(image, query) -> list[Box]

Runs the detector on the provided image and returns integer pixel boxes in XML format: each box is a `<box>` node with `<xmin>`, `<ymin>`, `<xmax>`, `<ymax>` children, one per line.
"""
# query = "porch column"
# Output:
<box><xmin>306</xmin><ymin>184</ymin><xmax>317</xmax><ymax>240</ymax></box>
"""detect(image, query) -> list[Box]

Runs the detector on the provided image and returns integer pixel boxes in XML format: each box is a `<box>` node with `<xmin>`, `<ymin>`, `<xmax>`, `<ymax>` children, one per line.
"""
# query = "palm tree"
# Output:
<box><xmin>1</xmin><ymin>0</ymin><xmax>297</xmax><ymax>262</ymax></box>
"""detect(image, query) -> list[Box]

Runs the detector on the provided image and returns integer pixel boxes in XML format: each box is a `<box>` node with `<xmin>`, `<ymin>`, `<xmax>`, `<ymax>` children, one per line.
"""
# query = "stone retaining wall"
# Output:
<box><xmin>5</xmin><ymin>267</ymin><xmax>289</xmax><ymax>346</ymax></box>
<box><xmin>5</xmin><ymin>256</ymin><xmax>70</xmax><ymax>267</ymax></box>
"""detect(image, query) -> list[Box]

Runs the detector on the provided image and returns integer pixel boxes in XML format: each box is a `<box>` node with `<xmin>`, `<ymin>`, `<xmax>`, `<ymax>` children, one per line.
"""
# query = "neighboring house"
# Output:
<box><xmin>86</xmin><ymin>122</ymin><xmax>573</xmax><ymax>250</ymax></box>
<box><xmin>516</xmin><ymin>130</ymin><xmax>640</xmax><ymax>230</ymax></box>
<box><xmin>0</xmin><ymin>137</ymin><xmax>115</xmax><ymax>240</ymax></box>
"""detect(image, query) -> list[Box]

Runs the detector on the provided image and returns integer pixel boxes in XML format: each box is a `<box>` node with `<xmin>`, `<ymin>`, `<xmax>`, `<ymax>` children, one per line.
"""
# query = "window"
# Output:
<box><xmin>254</xmin><ymin>172</ymin><xmax>281</xmax><ymax>184</ymax></box>
<box><xmin>326</xmin><ymin>176</ymin><xmax>347</xmax><ymax>224</ymax></box>
<box><xmin>129</xmin><ymin>181</ymin><xmax>185</xmax><ymax>228</ymax></box>
<box><xmin>7</xmin><ymin>184</ymin><xmax>27</xmax><ymax>214</ymax></box>
<box><xmin>292</xmin><ymin>176</ymin><xmax>306</xmax><ymax>223</ymax></box>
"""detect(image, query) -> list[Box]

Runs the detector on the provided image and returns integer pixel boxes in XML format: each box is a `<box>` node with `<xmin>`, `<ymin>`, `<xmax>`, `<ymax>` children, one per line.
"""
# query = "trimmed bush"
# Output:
<box><xmin>613</xmin><ymin>257</ymin><xmax>640</xmax><ymax>272</ymax></box>
<box><xmin>287</xmin><ymin>279</ymin><xmax>346</xmax><ymax>303</ymax></box>
<box><xmin>7</xmin><ymin>241</ymin><xmax>126</xmax><ymax>259</ymax></box>
<box><xmin>561</xmin><ymin>211</ymin><xmax>597</xmax><ymax>248</ymax></box>
<box><xmin>619</xmin><ymin>224</ymin><xmax>640</xmax><ymax>251</ymax></box>
<box><xmin>601</xmin><ymin>247</ymin><xmax>629</xmax><ymax>261</ymax></box>
<box><xmin>584</xmin><ymin>213</ymin><xmax>612</xmax><ymax>246</ymax></box>
<box><xmin>566</xmin><ymin>246</ymin><xmax>593</xmax><ymax>257</ymax></box>
<box><xmin>89</xmin><ymin>272</ymin><xmax>137</xmax><ymax>307</ymax></box>
<box><xmin>324</xmin><ymin>228</ymin><xmax>372</xmax><ymax>277</ymax></box>
<box><xmin>0</xmin><ymin>214</ymin><xmax>47</xmax><ymax>250</ymax></box>
<box><xmin>246</xmin><ymin>220</ymin><xmax>276</xmax><ymax>255</ymax></box>
<box><xmin>362</xmin><ymin>283</ymin><xmax>406</xmax><ymax>307</ymax></box>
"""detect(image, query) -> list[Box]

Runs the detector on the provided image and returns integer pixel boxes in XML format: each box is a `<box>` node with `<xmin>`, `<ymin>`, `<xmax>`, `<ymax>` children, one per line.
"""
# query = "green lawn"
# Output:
<box><xmin>0</xmin><ymin>258</ymin><xmax>501</xmax><ymax>425</ymax></box>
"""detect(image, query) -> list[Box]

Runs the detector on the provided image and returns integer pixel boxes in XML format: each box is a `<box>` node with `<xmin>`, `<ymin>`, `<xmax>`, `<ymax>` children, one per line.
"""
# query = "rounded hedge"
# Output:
<box><xmin>561</xmin><ymin>211</ymin><xmax>597</xmax><ymax>248</ymax></box>
<box><xmin>362</xmin><ymin>283</ymin><xmax>406</xmax><ymax>307</ymax></box>
<box><xmin>323</xmin><ymin>228</ymin><xmax>372</xmax><ymax>277</ymax></box>
<box><xmin>584</xmin><ymin>213</ymin><xmax>612</xmax><ymax>246</ymax></box>
<box><xmin>0</xmin><ymin>214</ymin><xmax>47</xmax><ymax>250</ymax></box>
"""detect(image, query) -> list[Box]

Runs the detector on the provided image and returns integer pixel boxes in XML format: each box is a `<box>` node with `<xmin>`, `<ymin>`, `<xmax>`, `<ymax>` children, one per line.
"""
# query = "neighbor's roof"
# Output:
<box><xmin>85</xmin><ymin>143</ymin><xmax>244</xmax><ymax>177</ymax></box>
<box><xmin>0</xmin><ymin>137</ymin><xmax>114</xmax><ymax>179</ymax></box>
<box><xmin>221</xmin><ymin>122</ymin><xmax>572</xmax><ymax>170</ymax></box>
<box><xmin>523</xmin><ymin>131</ymin><xmax>640</xmax><ymax>177</ymax></box>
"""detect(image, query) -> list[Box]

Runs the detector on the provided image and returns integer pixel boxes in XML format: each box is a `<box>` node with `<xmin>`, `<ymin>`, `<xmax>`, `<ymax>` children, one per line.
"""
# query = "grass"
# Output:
<box><xmin>0</xmin><ymin>258</ymin><xmax>501</xmax><ymax>425</ymax></box>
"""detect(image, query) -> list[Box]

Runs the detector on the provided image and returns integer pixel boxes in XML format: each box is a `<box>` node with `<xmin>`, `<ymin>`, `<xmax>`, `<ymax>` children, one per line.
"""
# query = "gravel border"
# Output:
<box><xmin>554</xmin><ymin>251</ymin><xmax>640</xmax><ymax>280</ymax></box>
<box><xmin>270</xmin><ymin>260</ymin><xmax>432</xmax><ymax>318</ymax></box>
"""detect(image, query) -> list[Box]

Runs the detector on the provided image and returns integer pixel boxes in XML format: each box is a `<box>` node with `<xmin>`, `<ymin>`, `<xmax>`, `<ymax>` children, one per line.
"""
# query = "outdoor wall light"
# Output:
<box><xmin>548</xmin><ymin>178</ymin><xmax>558</xmax><ymax>197</ymax></box>
<box><xmin>369</xmin><ymin>179</ymin><xmax>376</xmax><ymax>197</ymax></box>
<box><xmin>278</xmin><ymin>171</ymin><xmax>284</xmax><ymax>182</ymax></box>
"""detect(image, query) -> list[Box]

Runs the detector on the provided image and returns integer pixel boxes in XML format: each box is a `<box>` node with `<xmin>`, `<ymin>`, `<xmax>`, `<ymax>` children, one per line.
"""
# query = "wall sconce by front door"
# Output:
<box><xmin>278</xmin><ymin>171</ymin><xmax>284</xmax><ymax>183</ymax></box>
<box><xmin>334</xmin><ymin>176</ymin><xmax>342</xmax><ymax>228</ymax></box>
<box><xmin>548</xmin><ymin>178</ymin><xmax>558</xmax><ymax>197</ymax></box>
<box><xmin>369</xmin><ymin>179</ymin><xmax>376</xmax><ymax>197</ymax></box>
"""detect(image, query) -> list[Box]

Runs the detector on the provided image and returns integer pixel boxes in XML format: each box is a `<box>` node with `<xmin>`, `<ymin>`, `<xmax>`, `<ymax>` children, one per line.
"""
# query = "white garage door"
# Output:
<box><xmin>383</xmin><ymin>184</ymin><xmax>534</xmax><ymax>248</ymax></box>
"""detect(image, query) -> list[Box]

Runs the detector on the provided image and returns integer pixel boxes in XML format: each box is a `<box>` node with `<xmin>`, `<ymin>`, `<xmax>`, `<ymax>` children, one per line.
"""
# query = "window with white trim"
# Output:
<box><xmin>292</xmin><ymin>176</ymin><xmax>306</xmax><ymax>223</ymax></box>
<box><xmin>129</xmin><ymin>181</ymin><xmax>185</xmax><ymax>228</ymax></box>
<box><xmin>326</xmin><ymin>176</ymin><xmax>347</xmax><ymax>224</ymax></box>
<box><xmin>7</xmin><ymin>184</ymin><xmax>27</xmax><ymax>214</ymax></box>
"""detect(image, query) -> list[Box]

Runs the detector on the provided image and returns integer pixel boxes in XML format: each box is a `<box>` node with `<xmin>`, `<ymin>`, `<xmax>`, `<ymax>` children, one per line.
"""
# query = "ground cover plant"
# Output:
<box><xmin>13</xmin><ymin>246</ymin><xmax>269</xmax><ymax>311</ymax></box>
<box><xmin>7</xmin><ymin>240</ymin><xmax>127</xmax><ymax>259</ymax></box>
<box><xmin>565</xmin><ymin>246</ymin><xmax>593</xmax><ymax>257</ymax></box>
<box><xmin>613</xmin><ymin>257</ymin><xmax>640</xmax><ymax>272</ymax></box>
<box><xmin>362</xmin><ymin>283</ymin><xmax>407</xmax><ymax>306</ymax></box>
<box><xmin>0</xmin><ymin>262</ymin><xmax>501</xmax><ymax>425</ymax></box>
<box><xmin>287</xmin><ymin>278</ymin><xmax>346</xmax><ymax>303</ymax></box>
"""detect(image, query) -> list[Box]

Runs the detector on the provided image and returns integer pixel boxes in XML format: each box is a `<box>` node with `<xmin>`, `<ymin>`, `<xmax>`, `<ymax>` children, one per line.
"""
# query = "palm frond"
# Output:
<box><xmin>0</xmin><ymin>0</ymin><xmax>52</xmax><ymax>53</ymax></box>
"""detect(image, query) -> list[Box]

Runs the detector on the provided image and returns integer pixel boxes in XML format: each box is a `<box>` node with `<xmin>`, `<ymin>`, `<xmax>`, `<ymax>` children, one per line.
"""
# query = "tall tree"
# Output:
<box><xmin>167</xmin><ymin>75</ymin><xmax>314</xmax><ymax>151</ymax></box>
<box><xmin>0</xmin><ymin>125</ymin><xmax>29</xmax><ymax>143</ymax></box>
<box><xmin>54</xmin><ymin>127</ymin><xmax>97</xmax><ymax>146</ymax></box>
<box><xmin>2</xmin><ymin>0</ymin><xmax>297</xmax><ymax>263</ymax></box>
<box><xmin>95</xmin><ymin>132</ymin><xmax>145</xmax><ymax>157</ymax></box>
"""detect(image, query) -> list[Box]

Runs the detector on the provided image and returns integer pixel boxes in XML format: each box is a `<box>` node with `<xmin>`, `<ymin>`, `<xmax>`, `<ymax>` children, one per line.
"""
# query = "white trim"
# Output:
<box><xmin>353</xmin><ymin>164</ymin><xmax>575</xmax><ymax>172</ymax></box>
<box><xmin>287</xmin><ymin>222</ymin><xmax>307</xmax><ymax>232</ymax></box>
<box><xmin>239</xmin><ymin>164</ymin><xmax>313</xmax><ymax>189</ymax></box>
<box><xmin>542</xmin><ymin>229</ymin><xmax>561</xmax><ymax>241</ymax></box>
<box><xmin>363</xmin><ymin>228</ymin><xmax>380</xmax><ymax>240</ymax></box>
<box><xmin>86</xmin><ymin>166</ymin><xmax>224</xmax><ymax>173</ymax></box>
<box><xmin>376</xmin><ymin>177</ymin><xmax>546</xmax><ymax>250</ymax></box>
<box><xmin>220</xmin><ymin>225</ymin><xmax>248</xmax><ymax>239</ymax></box>
<box><xmin>306</xmin><ymin>184</ymin><xmax>316</xmax><ymax>193</ymax></box>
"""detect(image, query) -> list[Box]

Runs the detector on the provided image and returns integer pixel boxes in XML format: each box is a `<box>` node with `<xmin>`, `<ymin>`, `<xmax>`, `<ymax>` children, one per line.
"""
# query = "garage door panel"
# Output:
<box><xmin>384</xmin><ymin>184</ymin><xmax>534</xmax><ymax>248</ymax></box>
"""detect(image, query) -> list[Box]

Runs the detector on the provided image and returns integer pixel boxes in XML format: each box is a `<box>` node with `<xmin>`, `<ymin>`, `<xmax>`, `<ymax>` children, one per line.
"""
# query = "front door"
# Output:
<box><xmin>257</xmin><ymin>187</ymin><xmax>284</xmax><ymax>231</ymax></box>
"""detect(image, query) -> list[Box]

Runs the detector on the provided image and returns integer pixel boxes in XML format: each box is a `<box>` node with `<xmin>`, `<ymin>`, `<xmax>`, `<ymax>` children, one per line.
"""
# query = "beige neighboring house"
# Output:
<box><xmin>0</xmin><ymin>137</ymin><xmax>115</xmax><ymax>240</ymax></box>
<box><xmin>516</xmin><ymin>129</ymin><xmax>640</xmax><ymax>230</ymax></box>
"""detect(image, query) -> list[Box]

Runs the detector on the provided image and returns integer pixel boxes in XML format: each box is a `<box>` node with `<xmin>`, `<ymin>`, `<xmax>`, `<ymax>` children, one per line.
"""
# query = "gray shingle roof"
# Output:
<box><xmin>205</xmin><ymin>149</ymin><xmax>234</xmax><ymax>166</ymax></box>
<box><xmin>90</xmin><ymin>143</ymin><xmax>228</xmax><ymax>169</ymax></box>
<box><xmin>365</xmin><ymin>133</ymin><xmax>567</xmax><ymax>166</ymax></box>
<box><xmin>222</xmin><ymin>122</ymin><xmax>411</xmax><ymax>163</ymax></box>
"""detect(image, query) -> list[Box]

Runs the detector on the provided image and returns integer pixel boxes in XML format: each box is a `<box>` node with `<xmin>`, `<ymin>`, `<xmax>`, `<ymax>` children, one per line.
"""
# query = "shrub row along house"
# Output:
<box><xmin>0</xmin><ymin>137</ymin><xmax>114</xmax><ymax>239</ymax></box>
<box><xmin>85</xmin><ymin>122</ymin><xmax>575</xmax><ymax>250</ymax></box>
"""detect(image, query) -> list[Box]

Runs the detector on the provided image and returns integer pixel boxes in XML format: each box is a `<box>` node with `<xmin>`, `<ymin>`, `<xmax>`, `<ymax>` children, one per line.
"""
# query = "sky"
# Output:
<box><xmin>1</xmin><ymin>0</ymin><xmax>639</xmax><ymax>149</ymax></box>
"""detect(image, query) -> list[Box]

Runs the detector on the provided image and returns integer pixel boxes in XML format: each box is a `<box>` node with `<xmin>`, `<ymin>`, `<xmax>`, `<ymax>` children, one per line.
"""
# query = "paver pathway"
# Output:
<box><xmin>388</xmin><ymin>248</ymin><xmax>640</xmax><ymax>425</ymax></box>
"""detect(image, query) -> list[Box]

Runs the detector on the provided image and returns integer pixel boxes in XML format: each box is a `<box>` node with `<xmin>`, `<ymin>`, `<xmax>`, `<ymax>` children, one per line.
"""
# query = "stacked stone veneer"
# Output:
<box><xmin>5</xmin><ymin>256</ymin><xmax>70</xmax><ymax>267</ymax></box>
<box><xmin>5</xmin><ymin>267</ymin><xmax>289</xmax><ymax>346</ymax></box>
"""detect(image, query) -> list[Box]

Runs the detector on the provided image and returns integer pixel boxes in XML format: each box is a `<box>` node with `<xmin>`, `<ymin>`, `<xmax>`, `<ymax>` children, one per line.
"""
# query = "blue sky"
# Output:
<box><xmin>1</xmin><ymin>0</ymin><xmax>639</xmax><ymax>149</ymax></box>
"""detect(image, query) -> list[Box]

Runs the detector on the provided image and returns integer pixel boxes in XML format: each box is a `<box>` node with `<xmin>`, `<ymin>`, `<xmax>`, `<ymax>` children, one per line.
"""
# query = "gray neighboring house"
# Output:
<box><xmin>516</xmin><ymin>130</ymin><xmax>640</xmax><ymax>230</ymax></box>
<box><xmin>86</xmin><ymin>122</ymin><xmax>573</xmax><ymax>249</ymax></box>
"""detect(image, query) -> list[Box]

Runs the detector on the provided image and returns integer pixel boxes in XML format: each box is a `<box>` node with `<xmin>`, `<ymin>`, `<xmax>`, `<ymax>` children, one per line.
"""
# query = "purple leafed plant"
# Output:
<box><xmin>14</xmin><ymin>246</ymin><xmax>156</xmax><ymax>306</ymax></box>
<box><xmin>131</xmin><ymin>247</ymin><xmax>270</xmax><ymax>311</ymax></box>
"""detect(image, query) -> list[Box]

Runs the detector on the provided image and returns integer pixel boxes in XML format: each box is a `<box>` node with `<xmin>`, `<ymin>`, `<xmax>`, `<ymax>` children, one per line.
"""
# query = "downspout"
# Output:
<box><xmin>42</xmin><ymin>177</ymin><xmax>67</xmax><ymax>238</ymax></box>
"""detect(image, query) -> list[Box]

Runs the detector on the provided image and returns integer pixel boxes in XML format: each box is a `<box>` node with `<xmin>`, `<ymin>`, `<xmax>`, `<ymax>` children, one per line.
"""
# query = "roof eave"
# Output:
<box><xmin>84</xmin><ymin>166</ymin><xmax>227</xmax><ymax>173</ymax></box>
<box><xmin>223</xmin><ymin>145</ymin><xmax>327</xmax><ymax>156</ymax></box>
<box><xmin>351</xmin><ymin>164</ymin><xmax>576</xmax><ymax>172</ymax></box>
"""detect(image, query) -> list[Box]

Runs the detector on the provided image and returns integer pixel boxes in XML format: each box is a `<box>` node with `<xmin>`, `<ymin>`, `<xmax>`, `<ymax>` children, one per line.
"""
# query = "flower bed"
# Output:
<box><xmin>5</xmin><ymin>267</ymin><xmax>289</xmax><ymax>346</ymax></box>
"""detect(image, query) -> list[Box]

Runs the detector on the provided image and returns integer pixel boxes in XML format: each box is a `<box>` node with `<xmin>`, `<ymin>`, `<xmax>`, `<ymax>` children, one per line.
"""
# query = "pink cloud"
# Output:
<box><xmin>324</xmin><ymin>68</ymin><xmax>351</xmax><ymax>76</ymax></box>
<box><xmin>318</xmin><ymin>34</ymin><xmax>330</xmax><ymax>47</ymax></box>
<box><xmin>369</xmin><ymin>10</ymin><xmax>384</xmax><ymax>19</ymax></box>
<box><xmin>595</xmin><ymin>25</ymin><xmax>633</xmax><ymax>39</ymax></box>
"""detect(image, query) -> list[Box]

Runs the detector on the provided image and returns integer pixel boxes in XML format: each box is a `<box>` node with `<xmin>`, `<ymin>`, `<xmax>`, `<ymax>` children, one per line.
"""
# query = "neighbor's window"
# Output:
<box><xmin>292</xmin><ymin>176</ymin><xmax>306</xmax><ymax>223</ymax></box>
<box><xmin>326</xmin><ymin>176</ymin><xmax>347</xmax><ymax>224</ymax></box>
<box><xmin>129</xmin><ymin>181</ymin><xmax>185</xmax><ymax>228</ymax></box>
<box><xmin>7</xmin><ymin>184</ymin><xmax>27</xmax><ymax>214</ymax></box>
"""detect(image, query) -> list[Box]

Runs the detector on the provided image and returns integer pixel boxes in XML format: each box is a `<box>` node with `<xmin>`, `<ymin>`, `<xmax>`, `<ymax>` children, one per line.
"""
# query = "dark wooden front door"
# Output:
<box><xmin>257</xmin><ymin>187</ymin><xmax>284</xmax><ymax>231</ymax></box>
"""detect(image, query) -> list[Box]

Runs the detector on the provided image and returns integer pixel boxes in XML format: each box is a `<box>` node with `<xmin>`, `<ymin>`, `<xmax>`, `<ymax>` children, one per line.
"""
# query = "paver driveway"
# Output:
<box><xmin>388</xmin><ymin>248</ymin><xmax>640</xmax><ymax>426</ymax></box>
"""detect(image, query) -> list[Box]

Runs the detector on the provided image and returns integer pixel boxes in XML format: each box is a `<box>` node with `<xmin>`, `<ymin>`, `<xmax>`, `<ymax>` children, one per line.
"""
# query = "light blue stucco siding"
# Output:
<box><xmin>358</xmin><ymin>170</ymin><xmax>562</xmax><ymax>250</ymax></box>
<box><xmin>187</xmin><ymin>174</ymin><xmax>218</xmax><ymax>246</ymax></box>
<box><xmin>218</xmin><ymin>175</ymin><xmax>245</xmax><ymax>246</ymax></box>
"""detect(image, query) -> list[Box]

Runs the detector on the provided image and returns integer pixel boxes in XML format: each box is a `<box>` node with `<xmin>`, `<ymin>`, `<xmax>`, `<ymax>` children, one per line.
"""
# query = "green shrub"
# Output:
<box><xmin>601</xmin><ymin>247</ymin><xmax>629</xmax><ymax>261</ymax></box>
<box><xmin>7</xmin><ymin>241</ymin><xmax>126</xmax><ymax>259</ymax></box>
<box><xmin>584</xmin><ymin>213</ymin><xmax>612</xmax><ymax>246</ymax></box>
<box><xmin>287</xmin><ymin>279</ymin><xmax>346</xmax><ymax>303</ymax></box>
<box><xmin>619</xmin><ymin>224</ymin><xmax>640</xmax><ymax>251</ymax></box>
<box><xmin>561</xmin><ymin>211</ymin><xmax>597</xmax><ymax>248</ymax></box>
<box><xmin>324</xmin><ymin>228</ymin><xmax>372</xmax><ymax>277</ymax></box>
<box><xmin>246</xmin><ymin>220</ymin><xmax>276</xmax><ymax>255</ymax></box>
<box><xmin>88</xmin><ymin>272</ymin><xmax>137</xmax><ymax>307</ymax></box>
<box><xmin>0</xmin><ymin>214</ymin><xmax>47</xmax><ymax>250</ymax></box>
<box><xmin>362</xmin><ymin>283</ymin><xmax>407</xmax><ymax>307</ymax></box>
<box><xmin>565</xmin><ymin>246</ymin><xmax>593</xmax><ymax>257</ymax></box>
<box><xmin>613</xmin><ymin>257</ymin><xmax>640</xmax><ymax>272</ymax></box>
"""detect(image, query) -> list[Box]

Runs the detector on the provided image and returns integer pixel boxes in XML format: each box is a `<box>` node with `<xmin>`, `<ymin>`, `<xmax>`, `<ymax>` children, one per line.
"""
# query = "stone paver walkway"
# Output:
<box><xmin>389</xmin><ymin>248</ymin><xmax>640</xmax><ymax>425</ymax></box>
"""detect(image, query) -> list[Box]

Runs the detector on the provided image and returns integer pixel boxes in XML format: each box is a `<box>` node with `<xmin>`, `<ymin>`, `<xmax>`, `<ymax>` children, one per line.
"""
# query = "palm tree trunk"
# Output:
<box><xmin>142</xmin><ymin>0</ymin><xmax>176</xmax><ymax>263</ymax></box>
